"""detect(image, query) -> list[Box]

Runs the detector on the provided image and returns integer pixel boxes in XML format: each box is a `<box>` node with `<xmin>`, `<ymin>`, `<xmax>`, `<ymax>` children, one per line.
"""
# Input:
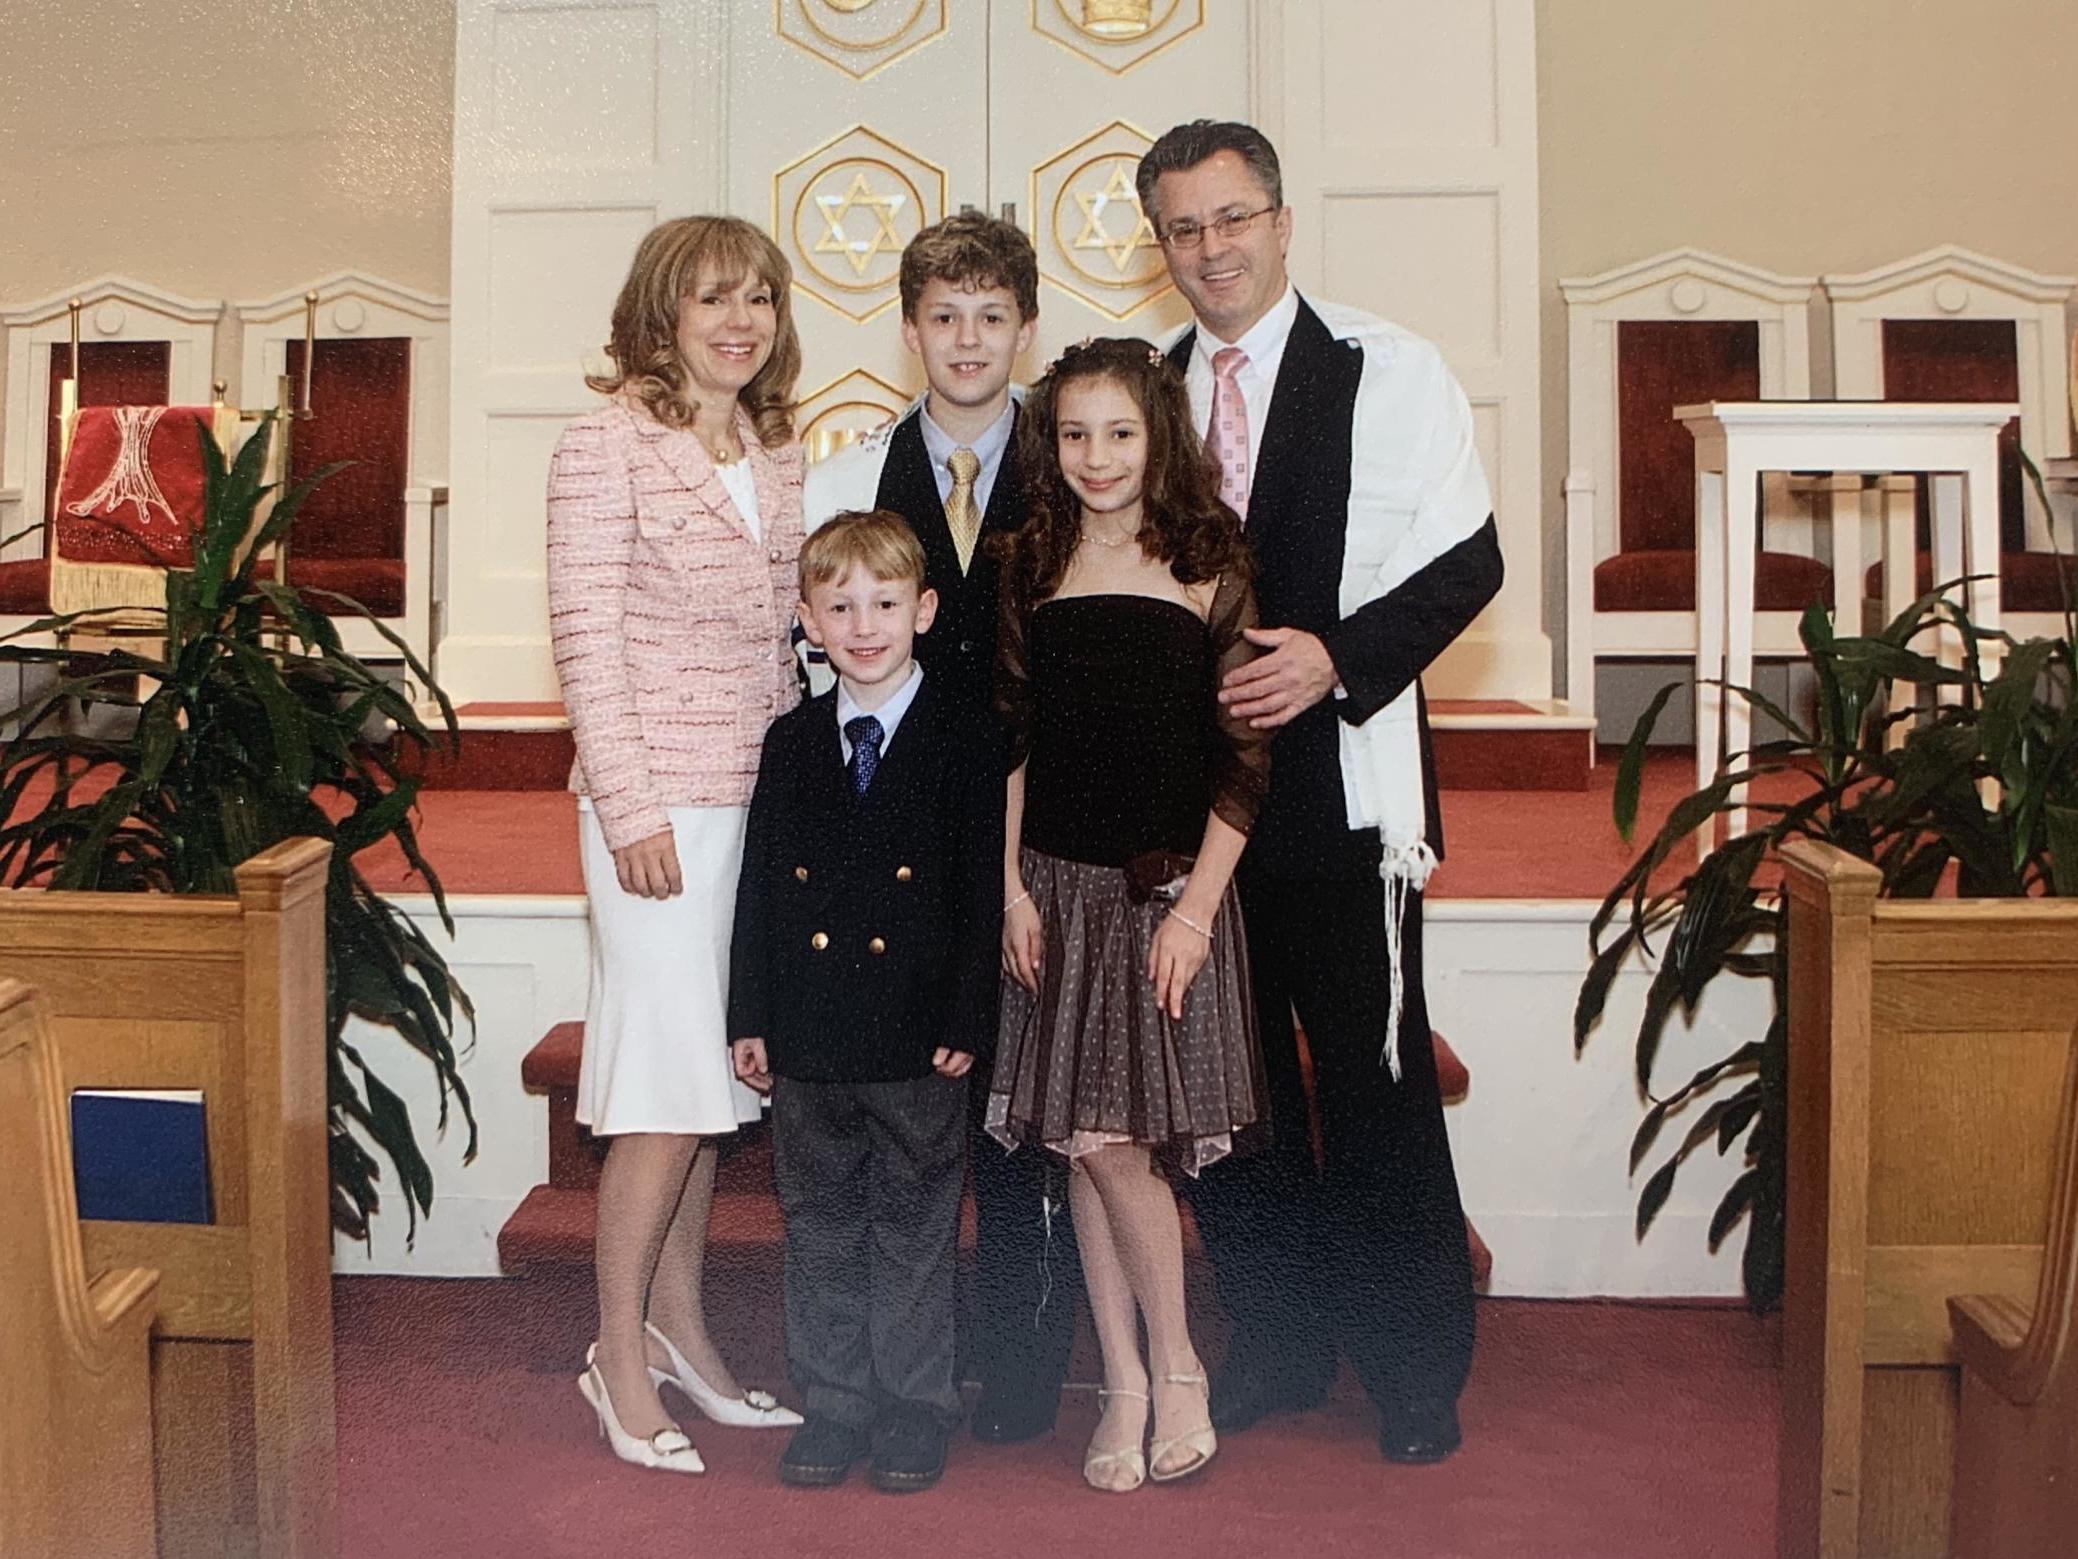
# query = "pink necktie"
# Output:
<box><xmin>1207</xmin><ymin>346</ymin><xmax>1250</xmax><ymax>523</ymax></box>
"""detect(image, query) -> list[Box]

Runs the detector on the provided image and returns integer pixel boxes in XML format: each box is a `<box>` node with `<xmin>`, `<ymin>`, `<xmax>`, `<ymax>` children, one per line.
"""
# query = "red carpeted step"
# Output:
<box><xmin>399</xmin><ymin>728</ymin><xmax>577</xmax><ymax>791</ymax></box>
<box><xmin>521</xmin><ymin>1022</ymin><xmax>773</xmax><ymax>1193</ymax></box>
<box><xmin>498</xmin><ymin>1183</ymin><xmax>999</xmax><ymax>1273</ymax></box>
<box><xmin>409</xmin><ymin>702</ymin><xmax>1592</xmax><ymax>791</ymax></box>
<box><xmin>1431</xmin><ymin>723</ymin><xmax>1592</xmax><ymax>791</ymax></box>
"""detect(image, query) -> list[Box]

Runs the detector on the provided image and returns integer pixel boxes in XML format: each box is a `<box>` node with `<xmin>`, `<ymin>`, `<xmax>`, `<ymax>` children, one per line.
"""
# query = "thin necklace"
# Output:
<box><xmin>1080</xmin><ymin>522</ymin><xmax>1138</xmax><ymax>549</ymax></box>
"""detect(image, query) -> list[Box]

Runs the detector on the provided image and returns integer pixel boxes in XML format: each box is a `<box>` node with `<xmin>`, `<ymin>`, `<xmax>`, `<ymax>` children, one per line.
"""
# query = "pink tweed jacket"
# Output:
<box><xmin>546</xmin><ymin>395</ymin><xmax>805</xmax><ymax>851</ymax></box>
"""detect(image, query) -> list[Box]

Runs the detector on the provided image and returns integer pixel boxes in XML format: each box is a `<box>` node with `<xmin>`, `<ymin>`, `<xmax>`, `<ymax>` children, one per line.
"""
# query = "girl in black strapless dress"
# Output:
<box><xmin>988</xmin><ymin>337</ymin><xmax>1269</xmax><ymax>1492</ymax></box>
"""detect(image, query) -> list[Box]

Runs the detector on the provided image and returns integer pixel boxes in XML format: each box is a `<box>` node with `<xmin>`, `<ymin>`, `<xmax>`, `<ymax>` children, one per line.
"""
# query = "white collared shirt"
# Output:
<box><xmin>917</xmin><ymin>398</ymin><xmax>1015</xmax><ymax>515</ymax></box>
<box><xmin>1184</xmin><ymin>283</ymin><xmax>1301</xmax><ymax>484</ymax></box>
<box><xmin>836</xmin><ymin>660</ymin><xmax>924</xmax><ymax>762</ymax></box>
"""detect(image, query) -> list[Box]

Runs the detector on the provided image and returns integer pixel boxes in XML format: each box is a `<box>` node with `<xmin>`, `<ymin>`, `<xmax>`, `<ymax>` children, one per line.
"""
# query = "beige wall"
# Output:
<box><xmin>0</xmin><ymin>0</ymin><xmax>452</xmax><ymax>402</ymax></box>
<box><xmin>1538</xmin><ymin>0</ymin><xmax>2078</xmax><ymax>686</ymax></box>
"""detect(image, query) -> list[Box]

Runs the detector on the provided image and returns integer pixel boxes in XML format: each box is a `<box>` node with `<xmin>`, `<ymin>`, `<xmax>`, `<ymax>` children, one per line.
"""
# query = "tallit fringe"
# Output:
<box><xmin>1379</xmin><ymin>837</ymin><xmax>1438</xmax><ymax>1081</ymax></box>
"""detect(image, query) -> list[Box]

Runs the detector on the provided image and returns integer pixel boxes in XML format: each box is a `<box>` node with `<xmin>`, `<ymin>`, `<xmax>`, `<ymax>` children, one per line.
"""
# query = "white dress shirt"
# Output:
<box><xmin>1184</xmin><ymin>283</ymin><xmax>1301</xmax><ymax>483</ymax></box>
<box><xmin>917</xmin><ymin>398</ymin><xmax>1015</xmax><ymax>515</ymax></box>
<box><xmin>837</xmin><ymin>660</ymin><xmax>924</xmax><ymax>762</ymax></box>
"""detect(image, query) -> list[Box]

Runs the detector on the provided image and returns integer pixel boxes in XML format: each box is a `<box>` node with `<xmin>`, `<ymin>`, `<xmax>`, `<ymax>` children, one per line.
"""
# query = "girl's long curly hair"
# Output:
<box><xmin>586</xmin><ymin>215</ymin><xmax>802</xmax><ymax>449</ymax></box>
<box><xmin>999</xmin><ymin>337</ymin><xmax>1249</xmax><ymax>616</ymax></box>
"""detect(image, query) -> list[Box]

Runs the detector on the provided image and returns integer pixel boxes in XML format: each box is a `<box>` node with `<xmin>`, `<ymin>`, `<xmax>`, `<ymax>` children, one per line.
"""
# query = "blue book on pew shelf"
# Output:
<box><xmin>69</xmin><ymin>1089</ymin><xmax>213</xmax><ymax>1224</ymax></box>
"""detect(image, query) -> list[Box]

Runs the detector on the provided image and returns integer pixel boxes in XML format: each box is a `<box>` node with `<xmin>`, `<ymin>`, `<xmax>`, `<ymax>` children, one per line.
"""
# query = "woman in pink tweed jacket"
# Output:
<box><xmin>546</xmin><ymin>216</ymin><xmax>807</xmax><ymax>1473</ymax></box>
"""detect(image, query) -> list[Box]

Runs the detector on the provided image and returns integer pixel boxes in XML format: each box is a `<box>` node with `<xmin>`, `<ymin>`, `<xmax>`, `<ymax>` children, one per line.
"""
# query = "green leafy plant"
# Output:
<box><xmin>0</xmin><ymin>415</ymin><xmax>474</xmax><ymax>1240</ymax></box>
<box><xmin>1576</xmin><ymin>475</ymin><xmax>2076</xmax><ymax>1312</ymax></box>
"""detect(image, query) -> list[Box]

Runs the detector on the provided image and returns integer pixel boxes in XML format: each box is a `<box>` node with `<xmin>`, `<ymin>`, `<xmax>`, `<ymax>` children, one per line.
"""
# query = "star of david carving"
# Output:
<box><xmin>813</xmin><ymin>169</ymin><xmax>908</xmax><ymax>278</ymax></box>
<box><xmin>1070</xmin><ymin>162</ymin><xmax>1156</xmax><ymax>273</ymax></box>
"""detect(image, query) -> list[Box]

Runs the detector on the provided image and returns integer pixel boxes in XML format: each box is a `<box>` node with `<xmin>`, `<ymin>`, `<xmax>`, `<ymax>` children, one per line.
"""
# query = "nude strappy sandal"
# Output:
<box><xmin>1149</xmin><ymin>1371</ymin><xmax>1217</xmax><ymax>1483</ymax></box>
<box><xmin>1083</xmin><ymin>1386</ymin><xmax>1149</xmax><ymax>1493</ymax></box>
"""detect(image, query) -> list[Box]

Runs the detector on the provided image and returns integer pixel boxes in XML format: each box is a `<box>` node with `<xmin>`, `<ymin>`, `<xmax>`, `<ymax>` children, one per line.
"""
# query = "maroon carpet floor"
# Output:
<box><xmin>335</xmin><ymin>1276</ymin><xmax>1779</xmax><ymax>1559</ymax></box>
<box><xmin>346</xmin><ymin>749</ymin><xmax>1790</xmax><ymax>902</ymax></box>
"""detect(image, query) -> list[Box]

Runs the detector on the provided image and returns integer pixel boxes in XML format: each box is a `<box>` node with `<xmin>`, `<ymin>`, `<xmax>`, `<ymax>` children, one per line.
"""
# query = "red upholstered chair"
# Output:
<box><xmin>235</xmin><ymin>276</ymin><xmax>448</xmax><ymax>680</ymax></box>
<box><xmin>1</xmin><ymin>277</ymin><xmax>223</xmax><ymax>643</ymax></box>
<box><xmin>1562</xmin><ymin>252</ymin><xmax>1832</xmax><ymax>722</ymax></box>
<box><xmin>0</xmin><ymin>341</ymin><xmax>173</xmax><ymax>625</ymax></box>
<box><xmin>246</xmin><ymin>337</ymin><xmax>413</xmax><ymax>619</ymax></box>
<box><xmin>1824</xmin><ymin>247</ymin><xmax>2075</xmax><ymax>638</ymax></box>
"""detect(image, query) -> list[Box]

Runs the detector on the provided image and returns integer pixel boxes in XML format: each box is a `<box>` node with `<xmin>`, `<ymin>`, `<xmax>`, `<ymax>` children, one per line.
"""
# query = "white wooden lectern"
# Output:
<box><xmin>1674</xmin><ymin>401</ymin><xmax>2017</xmax><ymax>841</ymax></box>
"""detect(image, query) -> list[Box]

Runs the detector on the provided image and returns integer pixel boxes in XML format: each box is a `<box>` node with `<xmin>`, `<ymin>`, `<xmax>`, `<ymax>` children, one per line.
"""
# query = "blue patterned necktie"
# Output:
<box><xmin>845</xmin><ymin>714</ymin><xmax>883</xmax><ymax>796</ymax></box>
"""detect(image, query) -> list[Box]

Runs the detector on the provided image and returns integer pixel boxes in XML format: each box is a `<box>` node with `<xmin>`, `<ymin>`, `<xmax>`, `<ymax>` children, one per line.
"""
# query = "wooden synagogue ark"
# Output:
<box><xmin>1777</xmin><ymin>840</ymin><xmax>2078</xmax><ymax>1559</ymax></box>
<box><xmin>0</xmin><ymin>838</ymin><xmax>339</xmax><ymax>1559</ymax></box>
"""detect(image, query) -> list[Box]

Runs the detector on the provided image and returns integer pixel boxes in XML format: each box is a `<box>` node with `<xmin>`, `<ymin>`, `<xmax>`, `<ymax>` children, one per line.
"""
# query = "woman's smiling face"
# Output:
<box><xmin>675</xmin><ymin>267</ymin><xmax>777</xmax><ymax>402</ymax></box>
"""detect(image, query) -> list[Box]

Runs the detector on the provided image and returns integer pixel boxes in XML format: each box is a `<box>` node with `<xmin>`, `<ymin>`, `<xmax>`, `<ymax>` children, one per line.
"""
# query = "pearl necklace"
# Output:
<box><xmin>1080</xmin><ymin>524</ymin><xmax>1138</xmax><ymax>549</ymax></box>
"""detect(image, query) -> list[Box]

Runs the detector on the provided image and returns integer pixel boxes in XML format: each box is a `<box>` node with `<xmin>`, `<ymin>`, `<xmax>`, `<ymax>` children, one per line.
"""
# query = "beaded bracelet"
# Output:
<box><xmin>1004</xmin><ymin>891</ymin><xmax>1032</xmax><ymax>915</ymax></box>
<box><xmin>1167</xmin><ymin>908</ymin><xmax>1214</xmax><ymax>941</ymax></box>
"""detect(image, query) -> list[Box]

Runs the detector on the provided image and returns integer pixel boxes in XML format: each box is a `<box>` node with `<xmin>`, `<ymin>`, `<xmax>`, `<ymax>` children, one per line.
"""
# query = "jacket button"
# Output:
<box><xmin>868</xmin><ymin>936</ymin><xmax>886</xmax><ymax>955</ymax></box>
<box><xmin>895</xmin><ymin>865</ymin><xmax>912</xmax><ymax>882</ymax></box>
<box><xmin>960</xmin><ymin>639</ymin><xmax>975</xmax><ymax>653</ymax></box>
<box><xmin>810</xmin><ymin>931</ymin><xmax>829</xmax><ymax>951</ymax></box>
<box><xmin>668</xmin><ymin>515</ymin><xmax>686</xmax><ymax>530</ymax></box>
<box><xmin>769</xmin><ymin>547</ymin><xmax>782</xmax><ymax>563</ymax></box>
<box><xmin>795</xmin><ymin>866</ymin><xmax>809</xmax><ymax>882</ymax></box>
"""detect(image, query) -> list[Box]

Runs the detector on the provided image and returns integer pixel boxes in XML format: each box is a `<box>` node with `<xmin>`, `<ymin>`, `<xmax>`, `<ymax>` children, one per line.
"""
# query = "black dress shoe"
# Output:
<box><xmin>1377</xmin><ymin>1400</ymin><xmax>1462</xmax><ymax>1465</ymax></box>
<box><xmin>1208</xmin><ymin>1359</ymin><xmax>1330</xmax><ymax>1434</ymax></box>
<box><xmin>869</xmin><ymin>1412</ymin><xmax>948</xmax><ymax>1493</ymax></box>
<box><xmin>778</xmin><ymin>1419</ymin><xmax>871</xmax><ymax>1487</ymax></box>
<box><xmin>969</xmin><ymin>1380</ymin><xmax>1060</xmax><ymax>1444</ymax></box>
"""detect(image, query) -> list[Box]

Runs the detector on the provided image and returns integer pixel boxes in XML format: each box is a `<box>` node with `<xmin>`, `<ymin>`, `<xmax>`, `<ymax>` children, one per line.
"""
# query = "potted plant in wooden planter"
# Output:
<box><xmin>0</xmin><ymin>416</ymin><xmax>474</xmax><ymax>1241</ymax></box>
<box><xmin>1576</xmin><ymin>554</ymin><xmax>2074</xmax><ymax>1311</ymax></box>
<box><xmin>1576</xmin><ymin>482</ymin><xmax>2077</xmax><ymax>1556</ymax></box>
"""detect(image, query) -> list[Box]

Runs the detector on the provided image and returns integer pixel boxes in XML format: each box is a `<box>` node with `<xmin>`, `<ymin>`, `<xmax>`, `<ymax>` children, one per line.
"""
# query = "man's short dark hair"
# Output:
<box><xmin>1134</xmin><ymin>120</ymin><xmax>1284</xmax><ymax>228</ymax></box>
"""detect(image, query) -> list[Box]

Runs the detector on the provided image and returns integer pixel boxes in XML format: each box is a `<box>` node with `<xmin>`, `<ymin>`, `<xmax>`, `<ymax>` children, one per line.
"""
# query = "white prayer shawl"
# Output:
<box><xmin>1179</xmin><ymin>300</ymin><xmax>1494</xmax><ymax>1078</ymax></box>
<box><xmin>800</xmin><ymin>397</ymin><xmax>921</xmax><ymax>530</ymax></box>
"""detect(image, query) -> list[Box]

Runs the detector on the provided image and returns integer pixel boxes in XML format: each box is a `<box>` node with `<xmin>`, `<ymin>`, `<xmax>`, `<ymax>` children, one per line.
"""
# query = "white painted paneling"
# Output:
<box><xmin>485</xmin><ymin>206</ymin><xmax>656</xmax><ymax>373</ymax></box>
<box><xmin>489</xmin><ymin>4</ymin><xmax>662</xmax><ymax>170</ymax></box>
<box><xmin>446</xmin><ymin>0</ymin><xmax>721</xmax><ymax>703</ymax></box>
<box><xmin>330</xmin><ymin>897</ymin><xmax>590</xmax><ymax>1278</ymax></box>
<box><xmin>1322</xmin><ymin>0</ymin><xmax>1498</xmax><ymax>151</ymax></box>
<box><xmin>344</xmin><ymin>895</ymin><xmax>1752</xmax><ymax>1300</ymax></box>
<box><xmin>1324</xmin><ymin>191</ymin><xmax>1503</xmax><ymax>369</ymax></box>
<box><xmin>1263</xmin><ymin>0</ymin><xmax>1547</xmax><ymax>701</ymax></box>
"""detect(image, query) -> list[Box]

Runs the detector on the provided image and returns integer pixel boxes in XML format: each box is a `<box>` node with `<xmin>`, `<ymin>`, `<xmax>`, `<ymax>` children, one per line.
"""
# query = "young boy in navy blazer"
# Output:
<box><xmin>730</xmin><ymin>510</ymin><xmax>1003</xmax><ymax>1493</ymax></box>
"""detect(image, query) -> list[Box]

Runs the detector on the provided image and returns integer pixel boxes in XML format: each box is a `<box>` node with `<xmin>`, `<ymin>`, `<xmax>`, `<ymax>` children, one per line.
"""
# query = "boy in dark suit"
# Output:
<box><xmin>804</xmin><ymin>212</ymin><xmax>1083</xmax><ymax>1446</ymax></box>
<box><xmin>730</xmin><ymin>510</ymin><xmax>1003</xmax><ymax>1494</ymax></box>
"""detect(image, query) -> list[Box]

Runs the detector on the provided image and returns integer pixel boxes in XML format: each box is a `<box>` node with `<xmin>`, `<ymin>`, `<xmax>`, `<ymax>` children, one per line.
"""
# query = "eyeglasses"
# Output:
<box><xmin>1157</xmin><ymin>205</ymin><xmax>1278</xmax><ymax>250</ymax></box>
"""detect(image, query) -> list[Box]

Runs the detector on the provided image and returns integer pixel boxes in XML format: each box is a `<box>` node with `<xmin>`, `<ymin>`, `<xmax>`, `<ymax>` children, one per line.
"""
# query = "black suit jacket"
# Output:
<box><xmin>728</xmin><ymin>673</ymin><xmax>1004</xmax><ymax>1083</ymax></box>
<box><xmin>1168</xmin><ymin>300</ymin><xmax>1503</xmax><ymax>878</ymax></box>
<box><xmin>874</xmin><ymin>409</ymin><xmax>1025</xmax><ymax>716</ymax></box>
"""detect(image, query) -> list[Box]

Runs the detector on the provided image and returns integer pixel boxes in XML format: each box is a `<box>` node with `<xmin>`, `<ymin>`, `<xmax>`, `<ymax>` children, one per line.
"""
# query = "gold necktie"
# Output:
<box><xmin>946</xmin><ymin>447</ymin><xmax>982</xmax><ymax>574</ymax></box>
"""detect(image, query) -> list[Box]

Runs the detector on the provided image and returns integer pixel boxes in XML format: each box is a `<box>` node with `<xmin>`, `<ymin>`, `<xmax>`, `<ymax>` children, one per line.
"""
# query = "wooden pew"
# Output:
<box><xmin>0</xmin><ymin>978</ymin><xmax>160</xmax><ymax>1559</ymax></box>
<box><xmin>1779</xmin><ymin>840</ymin><xmax>2078</xmax><ymax>1558</ymax></box>
<box><xmin>0</xmin><ymin>838</ymin><xmax>337</xmax><ymax>1559</ymax></box>
<box><xmin>1947</xmin><ymin>1032</ymin><xmax>2078</xmax><ymax>1559</ymax></box>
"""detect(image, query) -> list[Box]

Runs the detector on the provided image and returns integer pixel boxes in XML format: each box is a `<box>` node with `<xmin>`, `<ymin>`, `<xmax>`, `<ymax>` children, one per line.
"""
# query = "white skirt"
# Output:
<box><xmin>576</xmin><ymin>801</ymin><xmax>765</xmax><ymax>1136</ymax></box>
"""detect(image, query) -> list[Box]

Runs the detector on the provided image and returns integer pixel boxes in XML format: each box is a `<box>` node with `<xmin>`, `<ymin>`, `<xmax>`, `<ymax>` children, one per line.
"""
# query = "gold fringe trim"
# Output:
<box><xmin>49</xmin><ymin>555</ymin><xmax>169</xmax><ymax>619</ymax></box>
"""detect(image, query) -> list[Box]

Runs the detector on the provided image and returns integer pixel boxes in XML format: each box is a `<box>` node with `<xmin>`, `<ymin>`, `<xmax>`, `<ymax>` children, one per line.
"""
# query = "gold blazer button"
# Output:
<box><xmin>895</xmin><ymin>865</ymin><xmax>913</xmax><ymax>882</ymax></box>
<box><xmin>868</xmin><ymin>936</ymin><xmax>887</xmax><ymax>955</ymax></box>
<box><xmin>810</xmin><ymin>931</ymin><xmax>829</xmax><ymax>951</ymax></box>
<box><xmin>795</xmin><ymin>866</ymin><xmax>810</xmax><ymax>882</ymax></box>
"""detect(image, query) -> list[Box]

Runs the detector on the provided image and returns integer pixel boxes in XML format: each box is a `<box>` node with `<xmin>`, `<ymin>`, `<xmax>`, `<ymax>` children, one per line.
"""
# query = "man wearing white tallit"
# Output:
<box><xmin>1141</xmin><ymin>118</ymin><xmax>1501</xmax><ymax>1465</ymax></box>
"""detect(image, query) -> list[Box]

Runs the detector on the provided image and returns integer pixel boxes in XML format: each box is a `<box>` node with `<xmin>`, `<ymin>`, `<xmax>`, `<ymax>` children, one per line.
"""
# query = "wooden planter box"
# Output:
<box><xmin>0</xmin><ymin>839</ymin><xmax>337</xmax><ymax>1559</ymax></box>
<box><xmin>1780</xmin><ymin>840</ymin><xmax>2078</xmax><ymax>1558</ymax></box>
